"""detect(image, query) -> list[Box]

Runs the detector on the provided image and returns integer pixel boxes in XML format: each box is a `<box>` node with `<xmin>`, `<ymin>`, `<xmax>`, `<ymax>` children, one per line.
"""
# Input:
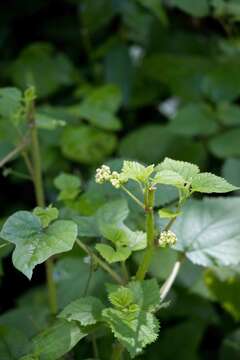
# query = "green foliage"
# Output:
<box><xmin>72</xmin><ymin>84</ymin><xmax>122</xmax><ymax>130</ymax></box>
<box><xmin>33</xmin><ymin>319</ymin><xmax>88</xmax><ymax>360</ymax></box>
<box><xmin>59</xmin><ymin>296</ymin><xmax>104</xmax><ymax>325</ymax></box>
<box><xmin>33</xmin><ymin>205</ymin><xmax>59</xmax><ymax>228</ymax></box>
<box><xmin>174</xmin><ymin>198</ymin><xmax>240</xmax><ymax>267</ymax></box>
<box><xmin>54</xmin><ymin>172</ymin><xmax>81</xmax><ymax>201</ymax></box>
<box><xmin>0</xmin><ymin>211</ymin><xmax>77</xmax><ymax>279</ymax></box>
<box><xmin>103</xmin><ymin>280</ymin><xmax>160</xmax><ymax>357</ymax></box>
<box><xmin>1</xmin><ymin>2</ymin><xmax>240</xmax><ymax>359</ymax></box>
<box><xmin>61</xmin><ymin>124</ymin><xmax>117</xmax><ymax>164</ymax></box>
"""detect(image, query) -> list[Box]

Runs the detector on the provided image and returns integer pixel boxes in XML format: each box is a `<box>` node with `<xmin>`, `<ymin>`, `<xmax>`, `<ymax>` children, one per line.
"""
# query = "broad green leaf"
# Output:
<box><xmin>156</xmin><ymin>157</ymin><xmax>200</xmax><ymax>182</ymax></box>
<box><xmin>55</xmin><ymin>257</ymin><xmax>109</xmax><ymax>309</ymax></box>
<box><xmin>10</xmin><ymin>43</ymin><xmax>75</xmax><ymax>98</ymax></box>
<box><xmin>72</xmin><ymin>84</ymin><xmax>122</xmax><ymax>131</ymax></box>
<box><xmin>96</xmin><ymin>199</ymin><xmax>129</xmax><ymax>227</ymax></box>
<box><xmin>33</xmin><ymin>205</ymin><xmax>59</xmax><ymax>228</ymax></box>
<box><xmin>121</xmin><ymin>160</ymin><xmax>154</xmax><ymax>183</ymax></box>
<box><xmin>80</xmin><ymin>0</ymin><xmax>115</xmax><ymax>33</ymax></box>
<box><xmin>217</xmin><ymin>103</ymin><xmax>240</xmax><ymax>126</ymax></box>
<box><xmin>33</xmin><ymin>319</ymin><xmax>87</xmax><ymax>360</ymax></box>
<box><xmin>153</xmin><ymin>169</ymin><xmax>185</xmax><ymax>188</ymax></box>
<box><xmin>171</xmin><ymin>0</ymin><xmax>209</xmax><ymax>17</ymax></box>
<box><xmin>0</xmin><ymin>211</ymin><xmax>78</xmax><ymax>279</ymax></box>
<box><xmin>61</xmin><ymin>124</ymin><xmax>117</xmax><ymax>164</ymax></box>
<box><xmin>119</xmin><ymin>125</ymin><xmax>178</xmax><ymax>164</ymax></box>
<box><xmin>100</xmin><ymin>224</ymin><xmax>146</xmax><ymax>251</ymax></box>
<box><xmin>0</xmin><ymin>87</ymin><xmax>22</xmax><ymax>118</ymax></box>
<box><xmin>220</xmin><ymin>329</ymin><xmax>240</xmax><ymax>360</ymax></box>
<box><xmin>205</xmin><ymin>269</ymin><xmax>240</xmax><ymax>321</ymax></box>
<box><xmin>173</xmin><ymin>198</ymin><xmax>240</xmax><ymax>267</ymax></box>
<box><xmin>209</xmin><ymin>129</ymin><xmax>240</xmax><ymax>158</ymax></box>
<box><xmin>0</xmin><ymin>325</ymin><xmax>31</xmax><ymax>360</ymax></box>
<box><xmin>191</xmin><ymin>173</ymin><xmax>238</xmax><ymax>193</ymax></box>
<box><xmin>95</xmin><ymin>243</ymin><xmax>131</xmax><ymax>263</ymax></box>
<box><xmin>59</xmin><ymin>296</ymin><xmax>104</xmax><ymax>326</ymax></box>
<box><xmin>54</xmin><ymin>172</ymin><xmax>81</xmax><ymax>201</ymax></box>
<box><xmin>103</xmin><ymin>308</ymin><xmax>159</xmax><ymax>358</ymax></box>
<box><xmin>168</xmin><ymin>103</ymin><xmax>218</xmax><ymax>136</ymax></box>
<box><xmin>103</xmin><ymin>280</ymin><xmax>160</xmax><ymax>357</ymax></box>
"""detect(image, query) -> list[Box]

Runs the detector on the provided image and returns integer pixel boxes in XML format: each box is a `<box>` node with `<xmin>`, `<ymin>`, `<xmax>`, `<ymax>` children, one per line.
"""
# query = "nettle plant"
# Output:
<box><xmin>0</xmin><ymin>86</ymin><xmax>240</xmax><ymax>359</ymax></box>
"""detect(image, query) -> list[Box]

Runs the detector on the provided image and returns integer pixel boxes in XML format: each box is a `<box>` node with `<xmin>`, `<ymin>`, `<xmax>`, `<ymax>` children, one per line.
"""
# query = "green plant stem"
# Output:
<box><xmin>112</xmin><ymin>342</ymin><xmax>124</xmax><ymax>360</ymax></box>
<box><xmin>160</xmin><ymin>254</ymin><xmax>184</xmax><ymax>301</ymax></box>
<box><xmin>28</xmin><ymin>101</ymin><xmax>58</xmax><ymax>315</ymax></box>
<box><xmin>76</xmin><ymin>238</ymin><xmax>124</xmax><ymax>285</ymax></box>
<box><xmin>121</xmin><ymin>261</ymin><xmax>129</xmax><ymax>283</ymax></box>
<box><xmin>136</xmin><ymin>187</ymin><xmax>155</xmax><ymax>281</ymax></box>
<box><xmin>121</xmin><ymin>185</ymin><xmax>145</xmax><ymax>209</ymax></box>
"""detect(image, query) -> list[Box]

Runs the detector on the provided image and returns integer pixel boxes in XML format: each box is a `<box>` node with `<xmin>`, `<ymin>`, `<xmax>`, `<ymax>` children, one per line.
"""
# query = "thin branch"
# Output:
<box><xmin>160</xmin><ymin>255</ymin><xmax>184</xmax><ymax>301</ymax></box>
<box><xmin>0</xmin><ymin>138</ymin><xmax>29</xmax><ymax>168</ymax></box>
<box><xmin>121</xmin><ymin>185</ymin><xmax>145</xmax><ymax>209</ymax></box>
<box><xmin>76</xmin><ymin>238</ymin><xmax>124</xmax><ymax>285</ymax></box>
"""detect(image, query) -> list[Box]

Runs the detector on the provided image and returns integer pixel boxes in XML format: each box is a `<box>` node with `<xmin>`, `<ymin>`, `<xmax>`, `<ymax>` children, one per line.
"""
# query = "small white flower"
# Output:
<box><xmin>158</xmin><ymin>230</ymin><xmax>177</xmax><ymax>247</ymax></box>
<box><xmin>95</xmin><ymin>165</ymin><xmax>111</xmax><ymax>184</ymax></box>
<box><xmin>110</xmin><ymin>171</ymin><xmax>121</xmax><ymax>188</ymax></box>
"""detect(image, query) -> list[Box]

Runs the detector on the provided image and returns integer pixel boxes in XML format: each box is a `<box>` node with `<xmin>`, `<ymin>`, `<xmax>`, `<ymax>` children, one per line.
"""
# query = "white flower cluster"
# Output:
<box><xmin>158</xmin><ymin>230</ymin><xmax>177</xmax><ymax>247</ymax></box>
<box><xmin>95</xmin><ymin>165</ymin><xmax>111</xmax><ymax>184</ymax></box>
<box><xmin>95</xmin><ymin>165</ymin><xmax>123</xmax><ymax>189</ymax></box>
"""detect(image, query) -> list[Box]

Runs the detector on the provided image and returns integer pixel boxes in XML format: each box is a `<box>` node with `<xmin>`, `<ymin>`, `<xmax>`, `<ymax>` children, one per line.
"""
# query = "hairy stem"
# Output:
<box><xmin>160</xmin><ymin>255</ymin><xmax>184</xmax><ymax>301</ymax></box>
<box><xmin>76</xmin><ymin>238</ymin><xmax>124</xmax><ymax>285</ymax></box>
<box><xmin>136</xmin><ymin>187</ymin><xmax>155</xmax><ymax>281</ymax></box>
<box><xmin>27</xmin><ymin>100</ymin><xmax>58</xmax><ymax>315</ymax></box>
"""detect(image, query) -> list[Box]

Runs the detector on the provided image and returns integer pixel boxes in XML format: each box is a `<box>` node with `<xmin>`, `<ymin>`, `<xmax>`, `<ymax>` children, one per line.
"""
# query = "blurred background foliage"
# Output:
<box><xmin>1</xmin><ymin>0</ymin><xmax>240</xmax><ymax>359</ymax></box>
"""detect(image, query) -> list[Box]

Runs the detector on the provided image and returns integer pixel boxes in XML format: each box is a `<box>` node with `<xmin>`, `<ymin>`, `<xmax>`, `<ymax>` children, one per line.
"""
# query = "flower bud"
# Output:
<box><xmin>158</xmin><ymin>230</ymin><xmax>177</xmax><ymax>247</ymax></box>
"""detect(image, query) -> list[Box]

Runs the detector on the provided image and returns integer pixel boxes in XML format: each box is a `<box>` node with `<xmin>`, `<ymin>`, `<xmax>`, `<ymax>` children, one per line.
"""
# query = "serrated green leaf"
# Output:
<box><xmin>54</xmin><ymin>172</ymin><xmax>81</xmax><ymax>201</ymax></box>
<box><xmin>128</xmin><ymin>279</ymin><xmax>161</xmax><ymax>312</ymax></box>
<box><xmin>173</xmin><ymin>198</ymin><xmax>240</xmax><ymax>267</ymax></box>
<box><xmin>156</xmin><ymin>157</ymin><xmax>200</xmax><ymax>182</ymax></box>
<box><xmin>33</xmin><ymin>205</ymin><xmax>59</xmax><ymax>228</ymax></box>
<box><xmin>72</xmin><ymin>84</ymin><xmax>122</xmax><ymax>131</ymax></box>
<box><xmin>95</xmin><ymin>243</ymin><xmax>131</xmax><ymax>263</ymax></box>
<box><xmin>191</xmin><ymin>173</ymin><xmax>238</xmax><ymax>193</ymax></box>
<box><xmin>0</xmin><ymin>211</ymin><xmax>78</xmax><ymax>279</ymax></box>
<box><xmin>102</xmin><ymin>308</ymin><xmax>159</xmax><ymax>358</ymax></box>
<box><xmin>109</xmin><ymin>287</ymin><xmax>134</xmax><ymax>309</ymax></box>
<box><xmin>61</xmin><ymin>124</ymin><xmax>117</xmax><ymax>164</ymax></box>
<box><xmin>58</xmin><ymin>296</ymin><xmax>104</xmax><ymax>326</ymax></box>
<box><xmin>153</xmin><ymin>169</ymin><xmax>186</xmax><ymax>188</ymax></box>
<box><xmin>121</xmin><ymin>161</ymin><xmax>154</xmax><ymax>184</ymax></box>
<box><xmin>33</xmin><ymin>319</ymin><xmax>87</xmax><ymax>360</ymax></box>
